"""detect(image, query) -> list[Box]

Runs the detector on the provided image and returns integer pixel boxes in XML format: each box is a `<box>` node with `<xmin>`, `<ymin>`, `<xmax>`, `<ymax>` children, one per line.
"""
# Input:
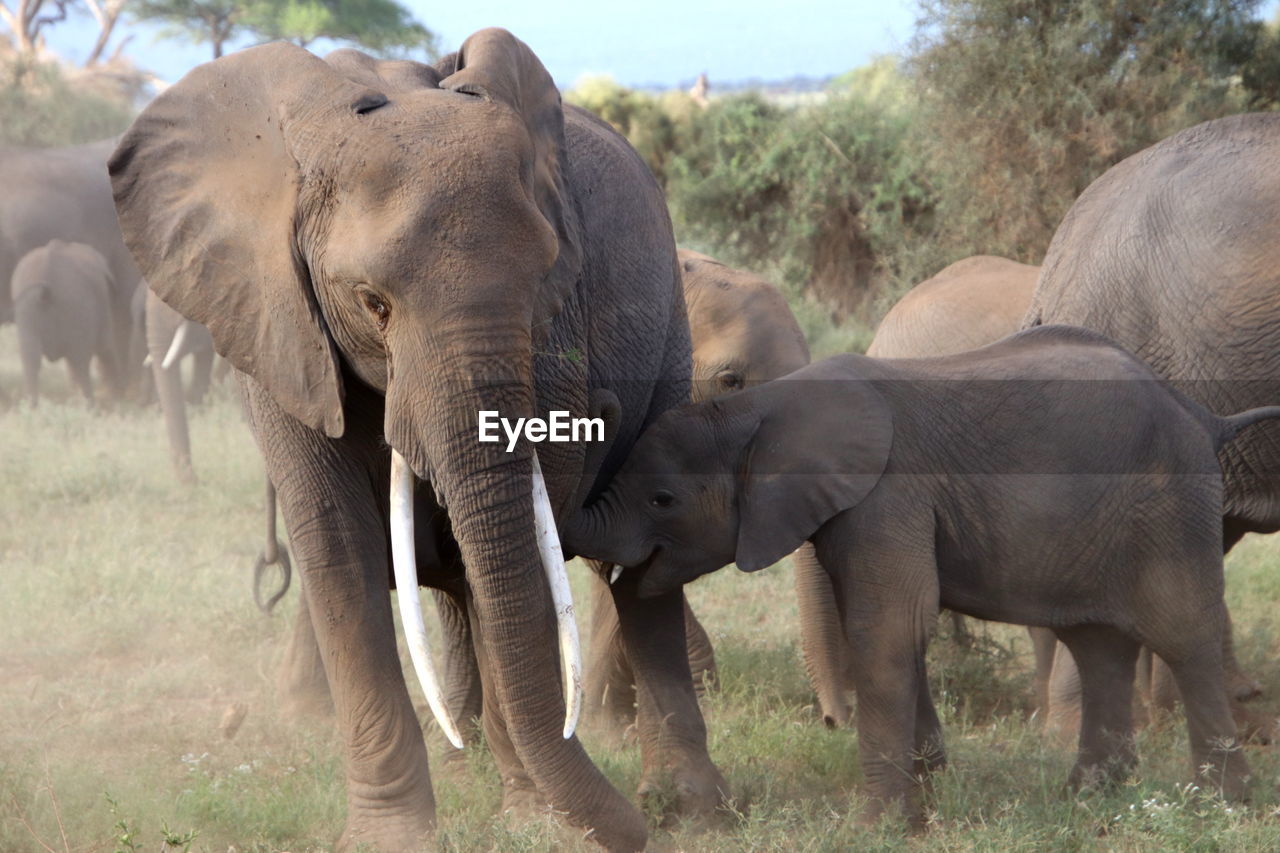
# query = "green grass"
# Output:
<box><xmin>3</xmin><ymin>322</ymin><xmax>1280</xmax><ymax>851</ymax></box>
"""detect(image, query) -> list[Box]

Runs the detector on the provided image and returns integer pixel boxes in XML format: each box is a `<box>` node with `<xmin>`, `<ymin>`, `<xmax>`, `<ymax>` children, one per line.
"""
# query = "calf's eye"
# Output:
<box><xmin>649</xmin><ymin>490</ymin><xmax>676</xmax><ymax>509</ymax></box>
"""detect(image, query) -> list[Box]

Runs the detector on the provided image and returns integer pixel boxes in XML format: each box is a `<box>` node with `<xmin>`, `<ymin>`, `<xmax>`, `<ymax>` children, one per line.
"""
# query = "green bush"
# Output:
<box><xmin>909</xmin><ymin>0</ymin><xmax>1261</xmax><ymax>266</ymax></box>
<box><xmin>665</xmin><ymin>63</ymin><xmax>935</xmax><ymax>331</ymax></box>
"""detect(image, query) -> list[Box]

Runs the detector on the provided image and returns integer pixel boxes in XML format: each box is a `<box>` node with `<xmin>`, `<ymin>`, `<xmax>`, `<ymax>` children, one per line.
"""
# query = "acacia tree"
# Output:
<box><xmin>130</xmin><ymin>0</ymin><xmax>435</xmax><ymax>60</ymax></box>
<box><xmin>909</xmin><ymin>0</ymin><xmax>1263</xmax><ymax>264</ymax></box>
<box><xmin>0</xmin><ymin>0</ymin><xmax>74</xmax><ymax>55</ymax></box>
<box><xmin>247</xmin><ymin>0</ymin><xmax>435</xmax><ymax>53</ymax></box>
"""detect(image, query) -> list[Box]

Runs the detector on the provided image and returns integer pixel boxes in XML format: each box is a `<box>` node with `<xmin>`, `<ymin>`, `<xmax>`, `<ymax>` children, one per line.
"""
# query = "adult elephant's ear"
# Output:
<box><xmin>109</xmin><ymin>43</ymin><xmax>385</xmax><ymax>438</ymax></box>
<box><xmin>734</xmin><ymin>360</ymin><xmax>893</xmax><ymax>572</ymax></box>
<box><xmin>441</xmin><ymin>28</ymin><xmax>582</xmax><ymax>343</ymax></box>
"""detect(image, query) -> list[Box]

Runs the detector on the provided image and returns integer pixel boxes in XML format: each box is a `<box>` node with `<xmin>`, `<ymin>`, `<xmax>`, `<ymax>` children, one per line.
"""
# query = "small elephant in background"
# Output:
<box><xmin>801</xmin><ymin>254</ymin><xmax>1040</xmax><ymax>727</ymax></box>
<box><xmin>570</xmin><ymin>324</ymin><xmax>1277</xmax><ymax>827</ymax></box>
<box><xmin>145</xmin><ymin>288</ymin><xmax>216</xmax><ymax>484</ymax></box>
<box><xmin>11</xmin><ymin>239</ymin><xmax>119</xmax><ymax>405</ymax></box>
<box><xmin>866</xmin><ymin>255</ymin><xmax>1038</xmax><ymax>359</ymax></box>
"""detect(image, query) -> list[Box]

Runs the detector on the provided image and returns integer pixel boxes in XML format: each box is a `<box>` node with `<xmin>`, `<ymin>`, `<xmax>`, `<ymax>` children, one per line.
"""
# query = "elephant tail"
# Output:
<box><xmin>1216</xmin><ymin>406</ymin><xmax>1280</xmax><ymax>451</ymax></box>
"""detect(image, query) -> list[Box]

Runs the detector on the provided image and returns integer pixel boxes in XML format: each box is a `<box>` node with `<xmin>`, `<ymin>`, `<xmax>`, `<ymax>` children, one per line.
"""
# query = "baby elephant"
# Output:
<box><xmin>568</xmin><ymin>324</ymin><xmax>1277</xmax><ymax>827</ymax></box>
<box><xmin>11</xmin><ymin>240</ymin><xmax>117</xmax><ymax>405</ymax></box>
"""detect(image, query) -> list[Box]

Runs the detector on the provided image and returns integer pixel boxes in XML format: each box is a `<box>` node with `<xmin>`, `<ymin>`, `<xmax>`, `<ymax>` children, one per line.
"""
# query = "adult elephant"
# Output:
<box><xmin>0</xmin><ymin>139</ymin><xmax>141</xmax><ymax>396</ymax></box>
<box><xmin>110</xmin><ymin>30</ymin><xmax>724</xmax><ymax>852</ymax></box>
<box><xmin>800</xmin><ymin>255</ymin><xmax>1039</xmax><ymax>727</ymax></box>
<box><xmin>1024</xmin><ymin>112</ymin><xmax>1280</xmax><ymax>736</ymax></box>
<box><xmin>275</xmin><ymin>247</ymin><xmax>813</xmax><ymax>733</ymax></box>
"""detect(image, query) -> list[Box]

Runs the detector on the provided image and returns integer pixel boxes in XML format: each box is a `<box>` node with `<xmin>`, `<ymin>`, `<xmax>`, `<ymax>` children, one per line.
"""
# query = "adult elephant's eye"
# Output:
<box><xmin>649</xmin><ymin>490</ymin><xmax>676</xmax><ymax>509</ymax></box>
<box><xmin>360</xmin><ymin>290</ymin><xmax>391</xmax><ymax>331</ymax></box>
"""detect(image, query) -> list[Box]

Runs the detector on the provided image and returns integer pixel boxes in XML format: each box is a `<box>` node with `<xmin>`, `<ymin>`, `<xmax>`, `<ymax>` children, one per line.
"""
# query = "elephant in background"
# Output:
<box><xmin>144</xmin><ymin>288</ymin><xmax>216</xmax><ymax>484</ymax></box>
<box><xmin>801</xmin><ymin>254</ymin><xmax>1038</xmax><ymax>727</ymax></box>
<box><xmin>11</xmin><ymin>239</ymin><xmax>118</xmax><ymax>405</ymax></box>
<box><xmin>569</xmin><ymin>325</ymin><xmax>1273</xmax><ymax>827</ymax></box>
<box><xmin>1025</xmin><ymin>112</ymin><xmax>1280</xmax><ymax>739</ymax></box>
<box><xmin>0</xmin><ymin>140</ymin><xmax>142</xmax><ymax>397</ymax></box>
<box><xmin>866</xmin><ymin>255</ymin><xmax>1038</xmax><ymax>359</ymax></box>
<box><xmin>111</xmin><ymin>30</ymin><xmax>724</xmax><ymax>851</ymax></box>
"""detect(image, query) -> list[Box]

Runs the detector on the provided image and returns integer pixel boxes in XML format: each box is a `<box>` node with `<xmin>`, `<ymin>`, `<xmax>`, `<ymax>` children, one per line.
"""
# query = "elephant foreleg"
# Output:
<box><xmin>153</xmin><ymin>358</ymin><xmax>195</xmax><ymax>485</ymax></box>
<box><xmin>585</xmin><ymin>571</ymin><xmax>718</xmax><ymax>732</ymax></box>
<box><xmin>247</xmin><ymin>382</ymin><xmax>436</xmax><ymax>851</ymax></box>
<box><xmin>609</xmin><ymin>572</ymin><xmax>728</xmax><ymax>819</ymax></box>
<box><xmin>187</xmin><ymin>347</ymin><xmax>214</xmax><ymax>404</ymax></box>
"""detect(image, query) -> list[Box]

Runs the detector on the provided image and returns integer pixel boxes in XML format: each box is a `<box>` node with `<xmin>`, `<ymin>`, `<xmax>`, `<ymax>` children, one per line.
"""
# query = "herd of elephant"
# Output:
<box><xmin>8</xmin><ymin>25</ymin><xmax>1280</xmax><ymax>851</ymax></box>
<box><xmin>2</xmin><ymin>138</ymin><xmax>221</xmax><ymax>483</ymax></box>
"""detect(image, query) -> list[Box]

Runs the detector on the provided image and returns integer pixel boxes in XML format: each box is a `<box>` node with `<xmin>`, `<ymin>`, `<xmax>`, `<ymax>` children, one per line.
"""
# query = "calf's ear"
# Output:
<box><xmin>734</xmin><ymin>377</ymin><xmax>892</xmax><ymax>572</ymax></box>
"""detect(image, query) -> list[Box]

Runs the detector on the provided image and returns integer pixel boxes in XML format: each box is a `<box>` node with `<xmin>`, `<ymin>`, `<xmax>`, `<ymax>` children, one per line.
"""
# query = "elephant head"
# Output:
<box><xmin>568</xmin><ymin>358</ymin><xmax>893</xmax><ymax>596</ymax></box>
<box><xmin>110</xmin><ymin>27</ymin><xmax>608</xmax><ymax>829</ymax></box>
<box><xmin>679</xmin><ymin>249</ymin><xmax>810</xmax><ymax>401</ymax></box>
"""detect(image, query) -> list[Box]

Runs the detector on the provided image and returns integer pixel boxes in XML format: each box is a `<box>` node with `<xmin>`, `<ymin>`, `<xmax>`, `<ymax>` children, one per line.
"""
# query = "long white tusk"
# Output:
<box><xmin>530</xmin><ymin>452</ymin><xmax>583</xmax><ymax>740</ymax></box>
<box><xmin>390</xmin><ymin>450</ymin><xmax>465</xmax><ymax>749</ymax></box>
<box><xmin>609</xmin><ymin>565</ymin><xmax>623</xmax><ymax>585</ymax></box>
<box><xmin>162</xmin><ymin>320</ymin><xmax>194</xmax><ymax>370</ymax></box>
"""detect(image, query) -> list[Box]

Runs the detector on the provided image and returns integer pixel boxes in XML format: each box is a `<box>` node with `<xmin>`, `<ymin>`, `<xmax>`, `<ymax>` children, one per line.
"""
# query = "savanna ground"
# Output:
<box><xmin>5</xmin><ymin>325</ymin><xmax>1280</xmax><ymax>852</ymax></box>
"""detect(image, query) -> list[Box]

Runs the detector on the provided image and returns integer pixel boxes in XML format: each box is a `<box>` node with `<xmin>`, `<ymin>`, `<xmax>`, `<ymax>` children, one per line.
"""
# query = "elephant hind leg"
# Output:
<box><xmin>583</xmin><ymin>569</ymin><xmax>638</xmax><ymax>731</ymax></box>
<box><xmin>433</xmin><ymin>586</ymin><xmax>483</xmax><ymax>747</ymax></box>
<box><xmin>277</xmin><ymin>589</ymin><xmax>334</xmax><ymax>719</ymax></box>
<box><xmin>1054</xmin><ymin>625</ymin><xmax>1139</xmax><ymax>790</ymax></box>
<box><xmin>1147</xmin><ymin>603</ymin><xmax>1251</xmax><ymax>799</ymax></box>
<box><xmin>67</xmin><ymin>356</ymin><xmax>95</xmax><ymax>407</ymax></box>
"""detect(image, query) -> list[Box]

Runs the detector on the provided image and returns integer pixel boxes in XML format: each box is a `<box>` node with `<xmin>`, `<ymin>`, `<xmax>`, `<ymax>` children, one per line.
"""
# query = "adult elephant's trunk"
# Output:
<box><xmin>386</xmin><ymin>333</ymin><xmax>646</xmax><ymax>851</ymax></box>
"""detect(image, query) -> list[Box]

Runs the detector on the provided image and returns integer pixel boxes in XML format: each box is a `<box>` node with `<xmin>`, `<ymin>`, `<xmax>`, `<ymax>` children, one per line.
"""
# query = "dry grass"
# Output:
<box><xmin>3</xmin><ymin>322</ymin><xmax>1280</xmax><ymax>851</ymax></box>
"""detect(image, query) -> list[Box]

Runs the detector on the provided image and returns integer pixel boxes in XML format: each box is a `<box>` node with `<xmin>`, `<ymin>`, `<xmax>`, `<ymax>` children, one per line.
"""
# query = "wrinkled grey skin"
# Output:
<box><xmin>1025</xmin><ymin>113</ymin><xmax>1280</xmax><ymax>740</ymax></box>
<box><xmin>0</xmin><ymin>140</ymin><xmax>141</xmax><ymax>397</ymax></box>
<box><xmin>11</xmin><ymin>240</ymin><xmax>117</xmax><ymax>405</ymax></box>
<box><xmin>801</xmin><ymin>255</ymin><xmax>1039</xmax><ymax>727</ymax></box>
<box><xmin>145</xmin><ymin>289</ymin><xmax>216</xmax><ymax>484</ymax></box>
<box><xmin>110</xmin><ymin>30</ymin><xmax>724</xmax><ymax>852</ymax></box>
<box><xmin>571</xmin><ymin>325</ymin><xmax>1274</xmax><ymax>827</ymax></box>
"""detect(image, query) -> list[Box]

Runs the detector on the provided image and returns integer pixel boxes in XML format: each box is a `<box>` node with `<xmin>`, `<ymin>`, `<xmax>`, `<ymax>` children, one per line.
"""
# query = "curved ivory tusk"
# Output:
<box><xmin>530</xmin><ymin>453</ymin><xmax>583</xmax><ymax>740</ymax></box>
<box><xmin>609</xmin><ymin>565</ymin><xmax>623</xmax><ymax>585</ymax></box>
<box><xmin>161</xmin><ymin>320</ymin><xmax>194</xmax><ymax>370</ymax></box>
<box><xmin>390</xmin><ymin>450</ymin><xmax>465</xmax><ymax>749</ymax></box>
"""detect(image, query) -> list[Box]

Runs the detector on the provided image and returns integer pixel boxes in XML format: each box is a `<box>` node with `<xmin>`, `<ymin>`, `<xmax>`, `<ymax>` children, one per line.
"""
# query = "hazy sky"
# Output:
<box><xmin>42</xmin><ymin>1</ymin><xmax>921</xmax><ymax>89</ymax></box>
